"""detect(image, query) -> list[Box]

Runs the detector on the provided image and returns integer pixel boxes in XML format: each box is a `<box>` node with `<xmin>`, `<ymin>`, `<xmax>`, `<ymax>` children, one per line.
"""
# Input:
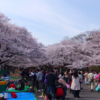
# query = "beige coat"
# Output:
<box><xmin>88</xmin><ymin>73</ymin><xmax>94</xmax><ymax>82</ymax></box>
<box><xmin>84</xmin><ymin>73</ymin><xmax>88</xmax><ymax>79</ymax></box>
<box><xmin>71</xmin><ymin>76</ymin><xmax>80</xmax><ymax>90</ymax></box>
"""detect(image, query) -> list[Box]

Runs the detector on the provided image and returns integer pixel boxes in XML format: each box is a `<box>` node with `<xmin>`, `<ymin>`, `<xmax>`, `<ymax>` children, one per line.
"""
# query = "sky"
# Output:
<box><xmin>0</xmin><ymin>0</ymin><xmax>100</xmax><ymax>45</ymax></box>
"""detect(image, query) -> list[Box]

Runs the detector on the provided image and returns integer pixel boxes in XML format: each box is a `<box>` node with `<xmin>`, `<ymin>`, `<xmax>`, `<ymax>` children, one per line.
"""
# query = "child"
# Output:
<box><xmin>15</xmin><ymin>80</ymin><xmax>25</xmax><ymax>90</ymax></box>
<box><xmin>44</xmin><ymin>94</ymin><xmax>52</xmax><ymax>100</ymax></box>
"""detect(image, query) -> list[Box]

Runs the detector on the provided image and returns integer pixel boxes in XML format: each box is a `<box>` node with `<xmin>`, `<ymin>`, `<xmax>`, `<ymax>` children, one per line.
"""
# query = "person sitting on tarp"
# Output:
<box><xmin>15</xmin><ymin>80</ymin><xmax>25</xmax><ymax>90</ymax></box>
<box><xmin>3</xmin><ymin>72</ymin><xmax>7</xmax><ymax>77</ymax></box>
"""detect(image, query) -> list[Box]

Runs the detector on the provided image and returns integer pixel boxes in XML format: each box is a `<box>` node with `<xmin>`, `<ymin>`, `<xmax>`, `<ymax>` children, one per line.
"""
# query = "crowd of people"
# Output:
<box><xmin>1</xmin><ymin>68</ymin><xmax>100</xmax><ymax>100</ymax></box>
<box><xmin>19</xmin><ymin>68</ymin><xmax>100</xmax><ymax>100</ymax></box>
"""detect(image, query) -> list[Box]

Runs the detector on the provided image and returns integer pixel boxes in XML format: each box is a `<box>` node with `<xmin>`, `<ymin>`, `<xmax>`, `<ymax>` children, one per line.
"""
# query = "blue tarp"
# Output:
<box><xmin>2</xmin><ymin>92</ymin><xmax>36</xmax><ymax>100</ymax></box>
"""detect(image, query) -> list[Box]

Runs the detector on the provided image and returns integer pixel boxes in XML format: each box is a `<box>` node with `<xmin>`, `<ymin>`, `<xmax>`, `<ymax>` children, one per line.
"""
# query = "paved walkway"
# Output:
<box><xmin>67</xmin><ymin>85</ymin><xmax>100</xmax><ymax>100</ymax></box>
<box><xmin>34</xmin><ymin>85</ymin><xmax>100</xmax><ymax>100</ymax></box>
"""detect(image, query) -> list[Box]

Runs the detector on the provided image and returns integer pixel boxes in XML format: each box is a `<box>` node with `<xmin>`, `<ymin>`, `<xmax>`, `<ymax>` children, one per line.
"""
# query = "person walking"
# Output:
<box><xmin>20</xmin><ymin>69</ymin><xmax>25</xmax><ymax>84</ymax></box>
<box><xmin>29</xmin><ymin>70</ymin><xmax>34</xmax><ymax>85</ymax></box>
<box><xmin>36</xmin><ymin>70</ymin><xmax>39</xmax><ymax>90</ymax></box>
<box><xmin>88</xmin><ymin>70</ymin><xmax>94</xmax><ymax>91</ymax></box>
<box><xmin>25</xmin><ymin>70</ymin><xmax>29</xmax><ymax>83</ymax></box>
<box><xmin>32</xmin><ymin>70</ymin><xmax>37</xmax><ymax>92</ymax></box>
<box><xmin>78</xmin><ymin>72</ymin><xmax>83</xmax><ymax>89</ymax></box>
<box><xmin>84</xmin><ymin>71</ymin><xmax>88</xmax><ymax>85</ymax></box>
<box><xmin>58</xmin><ymin>78</ymin><xmax>67</xmax><ymax>100</ymax></box>
<box><xmin>64</xmin><ymin>71</ymin><xmax>69</xmax><ymax>83</ymax></box>
<box><xmin>46</xmin><ymin>69</ymin><xmax>57</xmax><ymax>99</ymax></box>
<box><xmin>37</xmin><ymin>69</ymin><xmax>43</xmax><ymax>92</ymax></box>
<box><xmin>44</xmin><ymin>71</ymin><xmax>49</xmax><ymax>94</ymax></box>
<box><xmin>71</xmin><ymin>70</ymin><xmax>80</xmax><ymax>100</ymax></box>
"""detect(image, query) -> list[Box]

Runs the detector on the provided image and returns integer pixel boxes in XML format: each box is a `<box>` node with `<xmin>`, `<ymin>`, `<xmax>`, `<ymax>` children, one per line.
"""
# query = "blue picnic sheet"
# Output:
<box><xmin>2</xmin><ymin>92</ymin><xmax>36</xmax><ymax>100</ymax></box>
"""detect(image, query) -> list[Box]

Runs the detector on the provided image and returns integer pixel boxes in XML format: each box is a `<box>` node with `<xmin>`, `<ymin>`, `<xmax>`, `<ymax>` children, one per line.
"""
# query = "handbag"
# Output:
<box><xmin>95</xmin><ymin>85</ymin><xmax>100</xmax><ymax>92</ymax></box>
<box><xmin>56</xmin><ymin>87</ymin><xmax>64</xmax><ymax>97</ymax></box>
<box><xmin>66</xmin><ymin>83</ymin><xmax>70</xmax><ymax>89</ymax></box>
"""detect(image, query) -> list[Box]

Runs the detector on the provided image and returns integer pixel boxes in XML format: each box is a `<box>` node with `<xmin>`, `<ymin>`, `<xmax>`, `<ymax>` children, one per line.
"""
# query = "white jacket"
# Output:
<box><xmin>71</xmin><ymin>76</ymin><xmax>80</xmax><ymax>90</ymax></box>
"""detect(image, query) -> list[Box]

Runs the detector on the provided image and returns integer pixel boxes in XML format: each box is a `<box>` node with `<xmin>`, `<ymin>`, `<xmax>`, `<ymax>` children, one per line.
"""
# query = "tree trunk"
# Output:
<box><xmin>60</xmin><ymin>67</ymin><xmax>62</xmax><ymax>73</ymax></box>
<box><xmin>0</xmin><ymin>60</ymin><xmax>9</xmax><ymax>65</ymax></box>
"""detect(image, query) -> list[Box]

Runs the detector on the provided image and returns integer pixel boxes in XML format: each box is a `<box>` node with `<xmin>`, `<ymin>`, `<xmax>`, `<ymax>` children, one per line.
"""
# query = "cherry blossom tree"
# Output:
<box><xmin>1</xmin><ymin>13</ymin><xmax>100</xmax><ymax>69</ymax></box>
<box><xmin>45</xmin><ymin>30</ymin><xmax>100</xmax><ymax>69</ymax></box>
<box><xmin>0</xmin><ymin>13</ymin><xmax>46</xmax><ymax>67</ymax></box>
<box><xmin>81</xmin><ymin>30</ymin><xmax>100</xmax><ymax>66</ymax></box>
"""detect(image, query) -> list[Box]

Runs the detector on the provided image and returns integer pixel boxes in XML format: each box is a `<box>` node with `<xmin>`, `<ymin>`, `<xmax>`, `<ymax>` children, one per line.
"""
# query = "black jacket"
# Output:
<box><xmin>46</xmin><ymin>73</ymin><xmax>57</xmax><ymax>87</ymax></box>
<box><xmin>21</xmin><ymin>71</ymin><xmax>25</xmax><ymax>77</ymax></box>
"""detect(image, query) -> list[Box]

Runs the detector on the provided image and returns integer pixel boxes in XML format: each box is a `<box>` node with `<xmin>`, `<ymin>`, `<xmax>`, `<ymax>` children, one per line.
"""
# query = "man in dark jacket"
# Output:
<box><xmin>46</xmin><ymin>69</ymin><xmax>57</xmax><ymax>99</ymax></box>
<box><xmin>20</xmin><ymin>69</ymin><xmax>25</xmax><ymax>83</ymax></box>
<box><xmin>32</xmin><ymin>70</ymin><xmax>37</xmax><ymax>92</ymax></box>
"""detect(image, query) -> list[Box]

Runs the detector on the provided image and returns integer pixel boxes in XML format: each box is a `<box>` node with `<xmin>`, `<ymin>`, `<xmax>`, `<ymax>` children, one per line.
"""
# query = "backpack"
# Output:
<box><xmin>56</xmin><ymin>86</ymin><xmax>64</xmax><ymax>97</ymax></box>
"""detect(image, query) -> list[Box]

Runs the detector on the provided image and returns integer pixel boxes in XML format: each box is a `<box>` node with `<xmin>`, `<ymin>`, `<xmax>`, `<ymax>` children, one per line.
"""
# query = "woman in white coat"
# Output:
<box><xmin>71</xmin><ymin>70</ymin><xmax>80</xmax><ymax>100</ymax></box>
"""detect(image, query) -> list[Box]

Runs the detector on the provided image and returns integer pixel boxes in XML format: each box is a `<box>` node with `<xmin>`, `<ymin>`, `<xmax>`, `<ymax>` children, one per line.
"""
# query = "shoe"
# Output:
<box><xmin>77</xmin><ymin>96</ymin><xmax>80</xmax><ymax>98</ymax></box>
<box><xmin>91</xmin><ymin>89</ymin><xmax>93</xmax><ymax>91</ymax></box>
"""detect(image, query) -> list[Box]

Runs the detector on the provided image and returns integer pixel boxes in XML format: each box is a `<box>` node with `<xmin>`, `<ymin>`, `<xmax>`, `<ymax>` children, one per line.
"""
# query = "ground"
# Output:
<box><xmin>34</xmin><ymin>84</ymin><xmax>100</xmax><ymax>100</ymax></box>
